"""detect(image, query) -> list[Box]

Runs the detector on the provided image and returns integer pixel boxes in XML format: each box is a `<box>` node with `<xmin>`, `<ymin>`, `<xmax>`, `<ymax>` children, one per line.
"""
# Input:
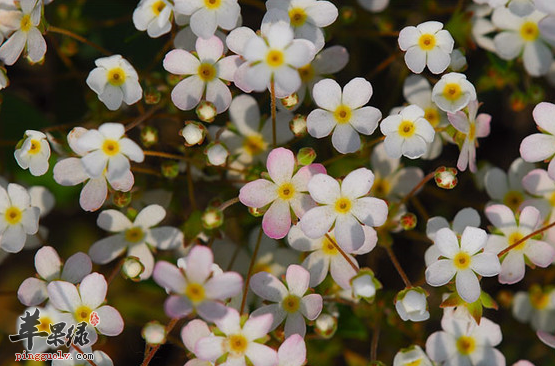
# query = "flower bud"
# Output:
<box><xmin>449</xmin><ymin>49</ymin><xmax>467</xmax><ymax>72</ymax></box>
<box><xmin>290</xmin><ymin>114</ymin><xmax>307</xmax><ymax>137</ymax></box>
<box><xmin>196</xmin><ymin>101</ymin><xmax>217</xmax><ymax>123</ymax></box>
<box><xmin>141</xmin><ymin>126</ymin><xmax>158</xmax><ymax>148</ymax></box>
<box><xmin>350</xmin><ymin>268</ymin><xmax>382</xmax><ymax>303</ymax></box>
<box><xmin>399</xmin><ymin>213</ymin><xmax>417</xmax><ymax>231</ymax></box>
<box><xmin>393</xmin><ymin>345</ymin><xmax>432</xmax><ymax>366</ymax></box>
<box><xmin>314</xmin><ymin>313</ymin><xmax>337</xmax><ymax>339</ymax></box>
<box><xmin>280</xmin><ymin>93</ymin><xmax>299</xmax><ymax>110</ymax></box>
<box><xmin>297</xmin><ymin>147</ymin><xmax>316</xmax><ymax>166</ymax></box>
<box><xmin>394</xmin><ymin>287</ymin><xmax>430</xmax><ymax>322</ymax></box>
<box><xmin>0</xmin><ymin>66</ymin><xmax>9</xmax><ymax>90</ymax></box>
<box><xmin>202</xmin><ymin>207</ymin><xmax>224</xmax><ymax>229</ymax></box>
<box><xmin>340</xmin><ymin>6</ymin><xmax>357</xmax><ymax>24</ymax></box>
<box><xmin>144</xmin><ymin>87</ymin><xmax>161</xmax><ymax>105</ymax></box>
<box><xmin>510</xmin><ymin>91</ymin><xmax>527</xmax><ymax>112</ymax></box>
<box><xmin>205</xmin><ymin>142</ymin><xmax>229</xmax><ymax>166</ymax></box>
<box><xmin>141</xmin><ymin>321</ymin><xmax>166</xmax><ymax>345</ymax></box>
<box><xmin>434</xmin><ymin>166</ymin><xmax>458</xmax><ymax>189</ymax></box>
<box><xmin>161</xmin><ymin>160</ymin><xmax>180</xmax><ymax>179</ymax></box>
<box><xmin>112</xmin><ymin>191</ymin><xmax>132</xmax><ymax>208</ymax></box>
<box><xmin>122</xmin><ymin>256</ymin><xmax>145</xmax><ymax>281</ymax></box>
<box><xmin>248</xmin><ymin>206</ymin><xmax>266</xmax><ymax>217</ymax></box>
<box><xmin>181</xmin><ymin>121</ymin><xmax>207</xmax><ymax>146</ymax></box>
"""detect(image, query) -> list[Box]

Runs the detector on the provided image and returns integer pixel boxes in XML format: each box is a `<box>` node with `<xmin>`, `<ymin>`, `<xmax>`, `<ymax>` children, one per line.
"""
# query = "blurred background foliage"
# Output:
<box><xmin>1</xmin><ymin>0</ymin><xmax>554</xmax><ymax>365</ymax></box>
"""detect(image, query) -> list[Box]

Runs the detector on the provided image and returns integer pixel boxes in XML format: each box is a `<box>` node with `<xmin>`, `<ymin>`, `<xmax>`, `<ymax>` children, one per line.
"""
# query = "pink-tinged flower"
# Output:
<box><xmin>53</xmin><ymin>127</ymin><xmax>136</xmax><ymax>212</ymax></box>
<box><xmin>152</xmin><ymin>245</ymin><xmax>242</xmax><ymax>321</ymax></box>
<box><xmin>426</xmin><ymin>313</ymin><xmax>505</xmax><ymax>366</ymax></box>
<box><xmin>195</xmin><ymin>308</ymin><xmax>278</xmax><ymax>366</ymax></box>
<box><xmin>163</xmin><ymin>36</ymin><xmax>241</xmax><ymax>113</ymax></box>
<box><xmin>277</xmin><ymin>334</ymin><xmax>306</xmax><ymax>366</ymax></box>
<box><xmin>287</xmin><ymin>224</ymin><xmax>376</xmax><ymax>289</ymax></box>
<box><xmin>448</xmin><ymin>99</ymin><xmax>491</xmax><ymax>173</ymax></box>
<box><xmin>89</xmin><ymin>205</ymin><xmax>183</xmax><ymax>280</ymax></box>
<box><xmin>425</xmin><ymin>227</ymin><xmax>500</xmax><ymax>303</ymax></box>
<box><xmin>520</xmin><ymin>102</ymin><xmax>555</xmax><ymax>180</ymax></box>
<box><xmin>300</xmin><ymin>168</ymin><xmax>388</xmax><ymax>252</ymax></box>
<box><xmin>18</xmin><ymin>246</ymin><xmax>92</xmax><ymax>306</ymax></box>
<box><xmin>181</xmin><ymin>319</ymin><xmax>213</xmax><ymax>366</ymax></box>
<box><xmin>239</xmin><ymin>148</ymin><xmax>326</xmax><ymax>239</ymax></box>
<box><xmin>250</xmin><ymin>264</ymin><xmax>322</xmax><ymax>337</ymax></box>
<box><xmin>47</xmin><ymin>272</ymin><xmax>124</xmax><ymax>346</ymax></box>
<box><xmin>538</xmin><ymin>330</ymin><xmax>555</xmax><ymax>349</ymax></box>
<box><xmin>485</xmin><ymin>204</ymin><xmax>555</xmax><ymax>284</ymax></box>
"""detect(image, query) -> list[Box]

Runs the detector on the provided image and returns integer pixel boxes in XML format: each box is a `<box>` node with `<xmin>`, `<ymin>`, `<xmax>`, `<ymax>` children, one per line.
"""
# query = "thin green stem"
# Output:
<box><xmin>240</xmin><ymin>227</ymin><xmax>263</xmax><ymax>314</ymax></box>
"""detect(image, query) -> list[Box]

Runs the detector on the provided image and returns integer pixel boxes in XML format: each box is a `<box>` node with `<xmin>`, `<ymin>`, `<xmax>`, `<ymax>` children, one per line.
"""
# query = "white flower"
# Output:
<box><xmin>448</xmin><ymin>99</ymin><xmax>491</xmax><ymax>173</ymax></box>
<box><xmin>395</xmin><ymin>288</ymin><xmax>430</xmax><ymax>322</ymax></box>
<box><xmin>450</xmin><ymin>49</ymin><xmax>467</xmax><ymax>71</ymax></box>
<box><xmin>425</xmin><ymin>227</ymin><xmax>500</xmax><ymax>303</ymax></box>
<box><xmin>89</xmin><ymin>205</ymin><xmax>184</xmax><ymax>280</ymax></box>
<box><xmin>14</xmin><ymin>130</ymin><xmax>51</xmax><ymax>176</ymax></box>
<box><xmin>173</xmin><ymin>0</ymin><xmax>240</xmax><ymax>39</ymax></box>
<box><xmin>163</xmin><ymin>36</ymin><xmax>240</xmax><ymax>113</ymax></box>
<box><xmin>398</xmin><ymin>21</ymin><xmax>455</xmax><ymax>74</ymax></box>
<box><xmin>492</xmin><ymin>6</ymin><xmax>554</xmax><ymax>76</ymax></box>
<box><xmin>484</xmin><ymin>158</ymin><xmax>533</xmax><ymax>211</ymax></box>
<box><xmin>76</xmin><ymin>122</ymin><xmax>144</xmax><ymax>182</ymax></box>
<box><xmin>301</xmin><ymin>168</ymin><xmax>388</xmax><ymax>252</ymax></box>
<box><xmin>86</xmin><ymin>55</ymin><xmax>143</xmax><ymax>111</ymax></box>
<box><xmin>0</xmin><ymin>0</ymin><xmax>46</xmax><ymax>66</ymax></box>
<box><xmin>242</xmin><ymin>22</ymin><xmax>316</xmax><ymax>98</ymax></box>
<box><xmin>426</xmin><ymin>312</ymin><xmax>505</xmax><ymax>366</ymax></box>
<box><xmin>250</xmin><ymin>264</ymin><xmax>323</xmax><ymax>337</ymax></box>
<box><xmin>132</xmin><ymin>0</ymin><xmax>173</xmax><ymax>38</ymax></box>
<box><xmin>513</xmin><ymin>287</ymin><xmax>555</xmax><ymax>331</ymax></box>
<box><xmin>432</xmin><ymin>72</ymin><xmax>477</xmax><ymax>113</ymax></box>
<box><xmin>266</xmin><ymin>0</ymin><xmax>338</xmax><ymax>52</ymax></box>
<box><xmin>307</xmin><ymin>78</ymin><xmax>382</xmax><ymax>154</ymax></box>
<box><xmin>522</xmin><ymin>168</ymin><xmax>555</xmax><ymax>220</ymax></box>
<box><xmin>393</xmin><ymin>345</ymin><xmax>432</xmax><ymax>366</ymax></box>
<box><xmin>471</xmin><ymin>4</ymin><xmax>497</xmax><ymax>53</ymax></box>
<box><xmin>357</xmin><ymin>0</ymin><xmax>389</xmax><ymax>12</ymax></box>
<box><xmin>520</xmin><ymin>102</ymin><xmax>555</xmax><ymax>180</ymax></box>
<box><xmin>380</xmin><ymin>105</ymin><xmax>435</xmax><ymax>159</ymax></box>
<box><xmin>0</xmin><ymin>1</ymin><xmax>20</xmax><ymax>45</ymax></box>
<box><xmin>0</xmin><ymin>183</ymin><xmax>40</xmax><ymax>253</ymax></box>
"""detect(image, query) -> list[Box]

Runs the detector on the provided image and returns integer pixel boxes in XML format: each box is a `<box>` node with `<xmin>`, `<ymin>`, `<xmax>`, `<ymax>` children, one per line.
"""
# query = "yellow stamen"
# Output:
<box><xmin>453</xmin><ymin>252</ymin><xmax>471</xmax><ymax>270</ymax></box>
<box><xmin>74</xmin><ymin>305</ymin><xmax>93</xmax><ymax>323</ymax></box>
<box><xmin>227</xmin><ymin>334</ymin><xmax>248</xmax><ymax>355</ymax></box>
<box><xmin>424</xmin><ymin>107</ymin><xmax>440</xmax><ymax>127</ymax></box>
<box><xmin>107</xmin><ymin>67</ymin><xmax>126</xmax><ymax>86</ymax></box>
<box><xmin>503</xmin><ymin>191</ymin><xmax>523</xmax><ymax>212</ymax></box>
<box><xmin>102</xmin><ymin>139</ymin><xmax>121</xmax><ymax>156</ymax></box>
<box><xmin>198</xmin><ymin>63</ymin><xmax>217</xmax><ymax>82</ymax></box>
<box><xmin>277</xmin><ymin>182</ymin><xmax>295</xmax><ymax>200</ymax></box>
<box><xmin>418</xmin><ymin>34</ymin><xmax>436</xmax><ymax>51</ymax></box>
<box><xmin>443</xmin><ymin>83</ymin><xmax>462</xmax><ymax>101</ymax></box>
<box><xmin>334</xmin><ymin>197</ymin><xmax>352</xmax><ymax>214</ymax></box>
<box><xmin>185</xmin><ymin>283</ymin><xmax>205</xmax><ymax>303</ymax></box>
<box><xmin>520</xmin><ymin>21</ymin><xmax>539</xmax><ymax>41</ymax></box>
<box><xmin>398</xmin><ymin>120</ymin><xmax>416</xmax><ymax>138</ymax></box>
<box><xmin>5</xmin><ymin>207</ymin><xmax>22</xmax><ymax>225</ymax></box>
<box><xmin>289</xmin><ymin>7</ymin><xmax>307</xmax><ymax>27</ymax></box>
<box><xmin>243</xmin><ymin>135</ymin><xmax>267</xmax><ymax>156</ymax></box>
<box><xmin>152</xmin><ymin>0</ymin><xmax>166</xmax><ymax>15</ymax></box>
<box><xmin>333</xmin><ymin>105</ymin><xmax>352</xmax><ymax>124</ymax></box>
<box><xmin>282</xmin><ymin>294</ymin><xmax>300</xmax><ymax>313</ymax></box>
<box><xmin>20</xmin><ymin>14</ymin><xmax>32</xmax><ymax>32</ymax></box>
<box><xmin>204</xmin><ymin>0</ymin><xmax>222</xmax><ymax>9</ymax></box>
<box><xmin>266</xmin><ymin>49</ymin><xmax>285</xmax><ymax>68</ymax></box>
<box><xmin>456</xmin><ymin>336</ymin><xmax>476</xmax><ymax>355</ymax></box>
<box><xmin>322</xmin><ymin>236</ymin><xmax>338</xmax><ymax>255</ymax></box>
<box><xmin>125</xmin><ymin>227</ymin><xmax>145</xmax><ymax>243</ymax></box>
<box><xmin>298</xmin><ymin>64</ymin><xmax>314</xmax><ymax>83</ymax></box>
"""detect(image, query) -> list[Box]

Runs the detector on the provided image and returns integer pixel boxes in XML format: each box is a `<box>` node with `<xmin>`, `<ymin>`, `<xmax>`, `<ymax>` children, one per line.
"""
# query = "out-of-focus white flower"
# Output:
<box><xmin>173</xmin><ymin>0</ymin><xmax>240</xmax><ymax>39</ymax></box>
<box><xmin>398</xmin><ymin>21</ymin><xmax>454</xmax><ymax>74</ymax></box>
<box><xmin>205</xmin><ymin>142</ymin><xmax>229</xmax><ymax>166</ymax></box>
<box><xmin>14</xmin><ymin>130</ymin><xmax>51</xmax><ymax>176</ymax></box>
<box><xmin>0</xmin><ymin>0</ymin><xmax>46</xmax><ymax>66</ymax></box>
<box><xmin>393</xmin><ymin>345</ymin><xmax>432</xmax><ymax>366</ymax></box>
<box><xmin>357</xmin><ymin>0</ymin><xmax>389</xmax><ymax>12</ymax></box>
<box><xmin>86</xmin><ymin>55</ymin><xmax>143</xmax><ymax>110</ymax></box>
<box><xmin>450</xmin><ymin>49</ymin><xmax>467</xmax><ymax>71</ymax></box>
<box><xmin>133</xmin><ymin>0</ymin><xmax>173</xmax><ymax>38</ymax></box>
<box><xmin>484</xmin><ymin>158</ymin><xmax>533</xmax><ymax>211</ymax></box>
<box><xmin>432</xmin><ymin>72</ymin><xmax>477</xmax><ymax>113</ymax></box>
<box><xmin>513</xmin><ymin>286</ymin><xmax>555</xmax><ymax>331</ymax></box>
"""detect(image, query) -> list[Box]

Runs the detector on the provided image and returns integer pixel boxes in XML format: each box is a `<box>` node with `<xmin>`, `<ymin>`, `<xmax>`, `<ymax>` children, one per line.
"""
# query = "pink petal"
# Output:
<box><xmin>291</xmin><ymin>164</ymin><xmax>326</xmax><ymax>192</ymax></box>
<box><xmin>262</xmin><ymin>200</ymin><xmax>292</xmax><ymax>239</ymax></box>
<box><xmin>533</xmin><ymin>102</ymin><xmax>555</xmax><ymax>135</ymax></box>
<box><xmin>181</xmin><ymin>319</ymin><xmax>211</xmax><ymax>353</ymax></box>
<box><xmin>278</xmin><ymin>334</ymin><xmax>306</xmax><ymax>366</ymax></box>
<box><xmin>204</xmin><ymin>272</ymin><xmax>243</xmax><ymax>299</ymax></box>
<box><xmin>35</xmin><ymin>246</ymin><xmax>62</xmax><ymax>281</ymax></box>
<box><xmin>520</xmin><ymin>134</ymin><xmax>555</xmax><ymax>162</ymax></box>
<box><xmin>195</xmin><ymin>335</ymin><xmax>226</xmax><ymax>361</ymax></box>
<box><xmin>79</xmin><ymin>272</ymin><xmax>107</xmax><ymax>309</ymax></box>
<box><xmin>243</xmin><ymin>312</ymin><xmax>274</xmax><ymax>340</ymax></box>
<box><xmin>245</xmin><ymin>342</ymin><xmax>278</xmax><ymax>366</ymax></box>
<box><xmin>239</xmin><ymin>179</ymin><xmax>278</xmax><ymax>208</ymax></box>
<box><xmin>300</xmin><ymin>293</ymin><xmax>322</xmax><ymax>320</ymax></box>
<box><xmin>186</xmin><ymin>245</ymin><xmax>214</xmax><ymax>284</ymax></box>
<box><xmin>153</xmin><ymin>261</ymin><xmax>186</xmax><ymax>293</ymax></box>
<box><xmin>95</xmin><ymin>305</ymin><xmax>124</xmax><ymax>336</ymax></box>
<box><xmin>266</xmin><ymin>148</ymin><xmax>295</xmax><ymax>185</ymax></box>
<box><xmin>286</xmin><ymin>264</ymin><xmax>310</xmax><ymax>297</ymax></box>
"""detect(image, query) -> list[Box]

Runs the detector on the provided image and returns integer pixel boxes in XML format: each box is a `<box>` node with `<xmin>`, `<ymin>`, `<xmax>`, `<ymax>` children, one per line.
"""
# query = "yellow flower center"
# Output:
<box><xmin>125</xmin><ymin>227</ymin><xmax>145</xmax><ymax>243</ymax></box>
<box><xmin>20</xmin><ymin>14</ymin><xmax>32</xmax><ymax>32</ymax></box>
<box><xmin>398</xmin><ymin>120</ymin><xmax>416</xmax><ymax>138</ymax></box>
<box><xmin>277</xmin><ymin>182</ymin><xmax>295</xmax><ymax>200</ymax></box>
<box><xmin>298</xmin><ymin>64</ymin><xmax>314</xmax><ymax>83</ymax></box>
<box><xmin>289</xmin><ymin>7</ymin><xmax>308</xmax><ymax>27</ymax></box>
<box><xmin>406</xmin><ymin>360</ymin><xmax>422</xmax><ymax>366</ymax></box>
<box><xmin>253</xmin><ymin>262</ymin><xmax>273</xmax><ymax>274</ymax></box>
<box><xmin>418</xmin><ymin>33</ymin><xmax>436</xmax><ymax>51</ymax></box>
<box><xmin>74</xmin><ymin>305</ymin><xmax>93</xmax><ymax>323</ymax></box>
<box><xmin>5</xmin><ymin>207</ymin><xmax>22</xmax><ymax>225</ymax></box>
<box><xmin>456</xmin><ymin>336</ymin><xmax>476</xmax><ymax>355</ymax></box>
<box><xmin>424</xmin><ymin>107</ymin><xmax>440</xmax><ymax>127</ymax></box>
<box><xmin>37</xmin><ymin>316</ymin><xmax>53</xmax><ymax>334</ymax></box>
<box><xmin>549</xmin><ymin>191</ymin><xmax>555</xmax><ymax>207</ymax></box>
<box><xmin>152</xmin><ymin>0</ymin><xmax>166</xmax><ymax>15</ymax></box>
<box><xmin>372</xmin><ymin>177</ymin><xmax>390</xmax><ymax>198</ymax></box>
<box><xmin>28</xmin><ymin>139</ymin><xmax>42</xmax><ymax>155</ymax></box>
<box><xmin>102</xmin><ymin>139</ymin><xmax>121</xmax><ymax>156</ymax></box>
<box><xmin>333</xmin><ymin>105</ymin><xmax>352</xmax><ymax>124</ymax></box>
<box><xmin>508</xmin><ymin>231</ymin><xmax>526</xmax><ymax>251</ymax></box>
<box><xmin>453</xmin><ymin>252</ymin><xmax>471</xmax><ymax>270</ymax></box>
<box><xmin>443</xmin><ymin>83</ymin><xmax>462</xmax><ymax>101</ymax></box>
<box><xmin>520</xmin><ymin>21</ymin><xmax>539</xmax><ymax>41</ymax></box>
<box><xmin>282</xmin><ymin>294</ymin><xmax>301</xmax><ymax>313</ymax></box>
<box><xmin>227</xmin><ymin>334</ymin><xmax>248</xmax><ymax>355</ymax></box>
<box><xmin>503</xmin><ymin>191</ymin><xmax>523</xmax><ymax>211</ymax></box>
<box><xmin>322</xmin><ymin>236</ymin><xmax>338</xmax><ymax>255</ymax></box>
<box><xmin>468</xmin><ymin>123</ymin><xmax>476</xmax><ymax>141</ymax></box>
<box><xmin>334</xmin><ymin>197</ymin><xmax>352</xmax><ymax>214</ymax></box>
<box><xmin>107</xmin><ymin>67</ymin><xmax>126</xmax><ymax>86</ymax></box>
<box><xmin>185</xmin><ymin>283</ymin><xmax>205</xmax><ymax>303</ymax></box>
<box><xmin>198</xmin><ymin>63</ymin><xmax>217</xmax><ymax>82</ymax></box>
<box><xmin>530</xmin><ymin>291</ymin><xmax>550</xmax><ymax>310</ymax></box>
<box><xmin>204</xmin><ymin>0</ymin><xmax>222</xmax><ymax>9</ymax></box>
<box><xmin>266</xmin><ymin>49</ymin><xmax>285</xmax><ymax>68</ymax></box>
<box><xmin>243</xmin><ymin>135</ymin><xmax>267</xmax><ymax>156</ymax></box>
